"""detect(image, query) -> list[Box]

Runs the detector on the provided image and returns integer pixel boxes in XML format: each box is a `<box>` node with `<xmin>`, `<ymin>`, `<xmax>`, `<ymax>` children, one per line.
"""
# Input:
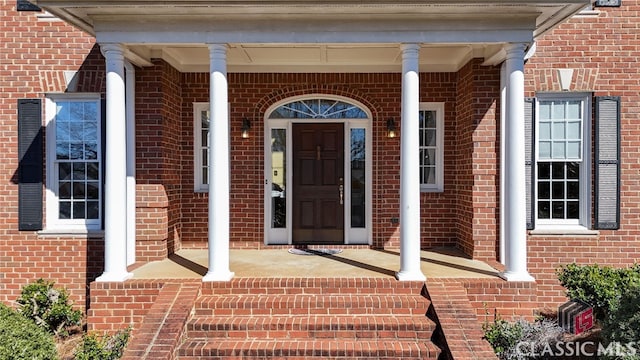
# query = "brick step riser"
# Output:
<box><xmin>200</xmin><ymin>288</ymin><xmax>421</xmax><ymax>296</ymax></box>
<box><xmin>193</xmin><ymin>307</ymin><xmax>425</xmax><ymax>316</ymax></box>
<box><xmin>187</xmin><ymin>329</ymin><xmax>433</xmax><ymax>340</ymax></box>
<box><xmin>177</xmin><ymin>340</ymin><xmax>439</xmax><ymax>359</ymax></box>
<box><xmin>195</xmin><ymin>296</ymin><xmax>426</xmax><ymax>310</ymax></box>
<box><xmin>200</xmin><ymin>280</ymin><xmax>427</xmax><ymax>296</ymax></box>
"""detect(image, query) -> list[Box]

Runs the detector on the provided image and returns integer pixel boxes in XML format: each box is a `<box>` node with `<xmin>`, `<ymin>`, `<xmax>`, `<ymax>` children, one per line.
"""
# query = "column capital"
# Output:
<box><xmin>400</xmin><ymin>43</ymin><xmax>421</xmax><ymax>57</ymax></box>
<box><xmin>100</xmin><ymin>43</ymin><xmax>125</xmax><ymax>58</ymax></box>
<box><xmin>504</xmin><ymin>43</ymin><xmax>527</xmax><ymax>60</ymax></box>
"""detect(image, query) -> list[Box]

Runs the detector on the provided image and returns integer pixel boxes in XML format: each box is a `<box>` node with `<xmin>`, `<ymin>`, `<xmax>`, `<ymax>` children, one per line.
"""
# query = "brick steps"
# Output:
<box><xmin>193</xmin><ymin>294</ymin><xmax>427</xmax><ymax>316</ymax></box>
<box><xmin>186</xmin><ymin>314</ymin><xmax>435</xmax><ymax>340</ymax></box>
<box><xmin>176</xmin><ymin>278</ymin><xmax>440</xmax><ymax>359</ymax></box>
<box><xmin>178</xmin><ymin>339</ymin><xmax>440</xmax><ymax>359</ymax></box>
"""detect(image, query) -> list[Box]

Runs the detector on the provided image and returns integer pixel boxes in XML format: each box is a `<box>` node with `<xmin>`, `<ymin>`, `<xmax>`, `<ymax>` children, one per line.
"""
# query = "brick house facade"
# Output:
<box><xmin>1</xmin><ymin>0</ymin><xmax>637</xmax><ymax>319</ymax></box>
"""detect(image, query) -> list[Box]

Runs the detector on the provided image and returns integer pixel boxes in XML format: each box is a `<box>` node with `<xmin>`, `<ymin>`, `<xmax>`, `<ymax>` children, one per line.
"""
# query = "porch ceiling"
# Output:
<box><xmin>35</xmin><ymin>0</ymin><xmax>588</xmax><ymax>72</ymax></box>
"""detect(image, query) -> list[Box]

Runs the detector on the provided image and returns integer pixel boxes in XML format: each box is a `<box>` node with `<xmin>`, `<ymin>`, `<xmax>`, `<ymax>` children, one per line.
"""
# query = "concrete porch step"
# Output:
<box><xmin>186</xmin><ymin>314</ymin><xmax>436</xmax><ymax>340</ymax></box>
<box><xmin>193</xmin><ymin>294</ymin><xmax>427</xmax><ymax>316</ymax></box>
<box><xmin>177</xmin><ymin>339</ymin><xmax>440</xmax><ymax>359</ymax></box>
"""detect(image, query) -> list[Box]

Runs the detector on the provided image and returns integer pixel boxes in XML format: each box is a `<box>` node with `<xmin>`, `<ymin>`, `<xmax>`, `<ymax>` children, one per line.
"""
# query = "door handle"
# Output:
<box><xmin>339</xmin><ymin>177</ymin><xmax>344</xmax><ymax>205</ymax></box>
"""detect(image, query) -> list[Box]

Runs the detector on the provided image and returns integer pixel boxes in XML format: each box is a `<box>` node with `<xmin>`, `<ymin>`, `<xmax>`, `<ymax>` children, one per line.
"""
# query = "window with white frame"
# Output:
<box><xmin>535</xmin><ymin>94</ymin><xmax>591</xmax><ymax>227</ymax></box>
<box><xmin>419</xmin><ymin>103</ymin><xmax>445</xmax><ymax>192</ymax></box>
<box><xmin>45</xmin><ymin>95</ymin><xmax>102</xmax><ymax>230</ymax></box>
<box><xmin>193</xmin><ymin>103</ymin><xmax>210</xmax><ymax>192</ymax></box>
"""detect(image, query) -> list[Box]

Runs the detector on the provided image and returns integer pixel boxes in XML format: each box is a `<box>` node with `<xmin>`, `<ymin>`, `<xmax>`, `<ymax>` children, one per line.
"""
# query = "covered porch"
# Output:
<box><xmin>36</xmin><ymin>0</ymin><xmax>589</xmax><ymax>284</ymax></box>
<box><xmin>131</xmin><ymin>247</ymin><xmax>500</xmax><ymax>279</ymax></box>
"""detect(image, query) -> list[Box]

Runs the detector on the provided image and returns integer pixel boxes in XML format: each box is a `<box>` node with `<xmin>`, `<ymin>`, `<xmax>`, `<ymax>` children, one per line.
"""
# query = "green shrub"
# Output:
<box><xmin>74</xmin><ymin>327</ymin><xmax>131</xmax><ymax>360</ymax></box>
<box><xmin>483</xmin><ymin>316</ymin><xmax>565</xmax><ymax>360</ymax></box>
<box><xmin>601</xmin><ymin>286</ymin><xmax>640</xmax><ymax>360</ymax></box>
<box><xmin>556</xmin><ymin>263</ymin><xmax>640</xmax><ymax>322</ymax></box>
<box><xmin>17</xmin><ymin>279</ymin><xmax>82</xmax><ymax>337</ymax></box>
<box><xmin>0</xmin><ymin>303</ymin><xmax>58</xmax><ymax>360</ymax></box>
<box><xmin>483</xmin><ymin>316</ymin><xmax>524</xmax><ymax>359</ymax></box>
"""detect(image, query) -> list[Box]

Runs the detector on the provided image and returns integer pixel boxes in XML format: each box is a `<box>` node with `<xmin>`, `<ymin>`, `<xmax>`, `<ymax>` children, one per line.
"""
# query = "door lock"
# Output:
<box><xmin>339</xmin><ymin>177</ymin><xmax>344</xmax><ymax>205</ymax></box>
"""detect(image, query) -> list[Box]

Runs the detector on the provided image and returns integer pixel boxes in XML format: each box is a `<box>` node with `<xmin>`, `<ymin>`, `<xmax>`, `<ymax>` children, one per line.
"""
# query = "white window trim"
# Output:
<box><xmin>193</xmin><ymin>102</ymin><xmax>209</xmax><ymax>192</ymax></box>
<box><xmin>534</xmin><ymin>93</ymin><xmax>592</xmax><ymax>230</ymax></box>
<box><xmin>45</xmin><ymin>93</ymin><xmax>103</xmax><ymax>231</ymax></box>
<box><xmin>419</xmin><ymin>102</ymin><xmax>445</xmax><ymax>192</ymax></box>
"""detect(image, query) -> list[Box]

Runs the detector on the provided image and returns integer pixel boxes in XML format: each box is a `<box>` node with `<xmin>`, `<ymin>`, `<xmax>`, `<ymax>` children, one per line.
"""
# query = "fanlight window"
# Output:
<box><xmin>269</xmin><ymin>99</ymin><xmax>368</xmax><ymax>119</ymax></box>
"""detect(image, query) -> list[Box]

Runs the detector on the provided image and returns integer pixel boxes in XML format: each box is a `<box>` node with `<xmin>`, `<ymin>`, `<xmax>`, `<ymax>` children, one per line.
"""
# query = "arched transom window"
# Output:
<box><xmin>269</xmin><ymin>98</ymin><xmax>368</xmax><ymax>119</ymax></box>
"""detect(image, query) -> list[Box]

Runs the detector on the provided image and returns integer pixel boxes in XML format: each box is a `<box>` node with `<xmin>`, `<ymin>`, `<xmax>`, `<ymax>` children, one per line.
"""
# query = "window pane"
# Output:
<box><xmin>424</xmin><ymin>130</ymin><xmax>436</xmax><ymax>147</ymax></box>
<box><xmin>567</xmin><ymin>181</ymin><xmax>579</xmax><ymax>199</ymax></box>
<box><xmin>538</xmin><ymin>182</ymin><xmax>550</xmax><ymax>199</ymax></box>
<box><xmin>72</xmin><ymin>202</ymin><xmax>85</xmax><ymax>219</ymax></box>
<box><xmin>539</xmin><ymin>122</ymin><xmax>551</xmax><ymax>140</ymax></box>
<box><xmin>567</xmin><ymin>162</ymin><xmax>579</xmax><ymax>179</ymax></box>
<box><xmin>57</xmin><ymin>142</ymin><xmax>70</xmax><ymax>160</ymax></box>
<box><xmin>552</xmin><ymin>141</ymin><xmax>565</xmax><ymax>158</ymax></box>
<box><xmin>566</xmin><ymin>101</ymin><xmax>581</xmax><ymax>119</ymax></box>
<box><xmin>73</xmin><ymin>163</ymin><xmax>86</xmax><ymax>180</ymax></box>
<box><xmin>86</xmin><ymin>201</ymin><xmax>99</xmax><ymax>219</ymax></box>
<box><xmin>539</xmin><ymin>141</ymin><xmax>551</xmax><ymax>159</ymax></box>
<box><xmin>59</xmin><ymin>163</ymin><xmax>71</xmax><ymax>181</ymax></box>
<box><xmin>552</xmin><ymin>163</ymin><xmax>564</xmax><ymax>179</ymax></box>
<box><xmin>566</xmin><ymin>141</ymin><xmax>581</xmax><ymax>159</ymax></box>
<box><xmin>552</xmin><ymin>122</ymin><xmax>565</xmax><ymax>140</ymax></box>
<box><xmin>552</xmin><ymin>102</ymin><xmax>565</xmax><ymax>119</ymax></box>
<box><xmin>566</xmin><ymin>121</ymin><xmax>580</xmax><ymax>139</ymax></box>
<box><xmin>552</xmin><ymin>201</ymin><xmax>565</xmax><ymax>219</ymax></box>
<box><xmin>59</xmin><ymin>202</ymin><xmax>71</xmax><ymax>219</ymax></box>
<box><xmin>87</xmin><ymin>182</ymin><xmax>99</xmax><ymax>200</ymax></box>
<box><xmin>421</xmin><ymin>167</ymin><xmax>435</xmax><ymax>185</ymax></box>
<box><xmin>567</xmin><ymin>202</ymin><xmax>580</xmax><ymax>219</ymax></box>
<box><xmin>539</xmin><ymin>103</ymin><xmax>551</xmax><ymax>120</ymax></box>
<box><xmin>84</xmin><ymin>143</ymin><xmax>98</xmax><ymax>160</ymax></box>
<box><xmin>351</xmin><ymin>128</ymin><xmax>366</xmax><ymax>228</ymax></box>
<box><xmin>271</xmin><ymin>129</ymin><xmax>286</xmax><ymax>228</ymax></box>
<box><xmin>538</xmin><ymin>163</ymin><xmax>551</xmax><ymax>180</ymax></box>
<box><xmin>538</xmin><ymin>201</ymin><xmax>550</xmax><ymax>219</ymax></box>
<box><xmin>87</xmin><ymin>162</ymin><xmax>99</xmax><ymax>180</ymax></box>
<box><xmin>552</xmin><ymin>182</ymin><xmax>564</xmax><ymax>199</ymax></box>
<box><xmin>59</xmin><ymin>182</ymin><xmax>71</xmax><ymax>199</ymax></box>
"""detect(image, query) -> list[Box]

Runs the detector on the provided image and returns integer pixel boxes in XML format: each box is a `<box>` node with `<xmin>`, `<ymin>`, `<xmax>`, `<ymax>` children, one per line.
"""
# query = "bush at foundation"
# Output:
<box><xmin>0</xmin><ymin>303</ymin><xmax>58</xmax><ymax>360</ymax></box>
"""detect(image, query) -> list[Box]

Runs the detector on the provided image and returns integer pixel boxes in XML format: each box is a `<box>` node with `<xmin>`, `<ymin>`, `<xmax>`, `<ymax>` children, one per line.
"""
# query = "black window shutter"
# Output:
<box><xmin>524</xmin><ymin>97</ymin><xmax>535</xmax><ymax>230</ymax></box>
<box><xmin>17</xmin><ymin>0</ymin><xmax>41</xmax><ymax>11</ymax></box>
<box><xmin>594</xmin><ymin>96</ymin><xmax>621</xmax><ymax>230</ymax></box>
<box><xmin>18</xmin><ymin>99</ymin><xmax>43</xmax><ymax>231</ymax></box>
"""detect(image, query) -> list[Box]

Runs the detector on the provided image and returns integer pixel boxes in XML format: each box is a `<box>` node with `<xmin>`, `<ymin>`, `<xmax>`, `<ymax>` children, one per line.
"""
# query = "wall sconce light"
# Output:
<box><xmin>386</xmin><ymin>118</ymin><xmax>397</xmax><ymax>138</ymax></box>
<box><xmin>241</xmin><ymin>118</ymin><xmax>251</xmax><ymax>139</ymax></box>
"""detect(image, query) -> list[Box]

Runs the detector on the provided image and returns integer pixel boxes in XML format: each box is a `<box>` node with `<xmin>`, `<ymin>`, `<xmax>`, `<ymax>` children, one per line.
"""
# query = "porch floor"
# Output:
<box><xmin>131</xmin><ymin>247</ymin><xmax>500</xmax><ymax>279</ymax></box>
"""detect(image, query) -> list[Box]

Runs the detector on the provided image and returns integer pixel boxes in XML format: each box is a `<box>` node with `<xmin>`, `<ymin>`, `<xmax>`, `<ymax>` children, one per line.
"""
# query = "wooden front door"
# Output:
<box><xmin>292</xmin><ymin>123</ymin><xmax>345</xmax><ymax>244</ymax></box>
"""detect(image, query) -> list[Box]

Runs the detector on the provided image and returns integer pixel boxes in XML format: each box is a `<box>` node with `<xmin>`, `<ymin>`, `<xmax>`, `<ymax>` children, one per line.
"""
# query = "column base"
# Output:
<box><xmin>395</xmin><ymin>270</ymin><xmax>426</xmax><ymax>282</ymax></box>
<box><xmin>203</xmin><ymin>270</ymin><xmax>235</xmax><ymax>282</ymax></box>
<box><xmin>499</xmin><ymin>271</ymin><xmax>535</xmax><ymax>282</ymax></box>
<box><xmin>95</xmin><ymin>271</ymin><xmax>133</xmax><ymax>283</ymax></box>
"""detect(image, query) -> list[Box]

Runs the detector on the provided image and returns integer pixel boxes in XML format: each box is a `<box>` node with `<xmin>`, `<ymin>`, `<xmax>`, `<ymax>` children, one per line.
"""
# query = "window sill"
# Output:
<box><xmin>529</xmin><ymin>226</ymin><xmax>599</xmax><ymax>236</ymax></box>
<box><xmin>38</xmin><ymin>229</ymin><xmax>104</xmax><ymax>238</ymax></box>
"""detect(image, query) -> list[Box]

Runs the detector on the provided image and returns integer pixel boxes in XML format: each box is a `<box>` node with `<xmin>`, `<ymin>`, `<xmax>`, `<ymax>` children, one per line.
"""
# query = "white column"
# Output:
<box><xmin>203</xmin><ymin>44</ymin><xmax>234</xmax><ymax>282</ymax></box>
<box><xmin>501</xmin><ymin>43</ymin><xmax>534</xmax><ymax>282</ymax></box>
<box><xmin>125</xmin><ymin>61</ymin><xmax>136</xmax><ymax>267</ymax></box>
<box><xmin>96</xmin><ymin>43</ymin><xmax>132</xmax><ymax>282</ymax></box>
<box><xmin>396</xmin><ymin>43</ymin><xmax>426</xmax><ymax>282</ymax></box>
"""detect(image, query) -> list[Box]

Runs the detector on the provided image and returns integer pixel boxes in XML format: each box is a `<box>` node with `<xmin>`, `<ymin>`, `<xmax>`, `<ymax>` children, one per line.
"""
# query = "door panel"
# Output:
<box><xmin>293</xmin><ymin>123</ymin><xmax>344</xmax><ymax>244</ymax></box>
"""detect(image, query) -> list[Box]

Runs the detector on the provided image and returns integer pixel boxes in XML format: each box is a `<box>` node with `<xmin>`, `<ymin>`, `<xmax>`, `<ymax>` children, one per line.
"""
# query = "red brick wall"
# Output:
<box><xmin>178</xmin><ymin>72</ymin><xmax>464</xmax><ymax>250</ymax></box>
<box><xmin>525</xmin><ymin>3</ymin><xmax>640</xmax><ymax>306</ymax></box>
<box><xmin>454</xmin><ymin>60</ymin><xmax>502</xmax><ymax>260</ymax></box>
<box><xmin>0</xmin><ymin>3</ymin><xmax>99</xmax><ymax>310</ymax></box>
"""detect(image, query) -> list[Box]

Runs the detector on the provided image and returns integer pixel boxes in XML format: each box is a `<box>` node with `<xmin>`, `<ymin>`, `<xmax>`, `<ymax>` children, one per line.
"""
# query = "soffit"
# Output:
<box><xmin>34</xmin><ymin>1</ymin><xmax>588</xmax><ymax>72</ymax></box>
